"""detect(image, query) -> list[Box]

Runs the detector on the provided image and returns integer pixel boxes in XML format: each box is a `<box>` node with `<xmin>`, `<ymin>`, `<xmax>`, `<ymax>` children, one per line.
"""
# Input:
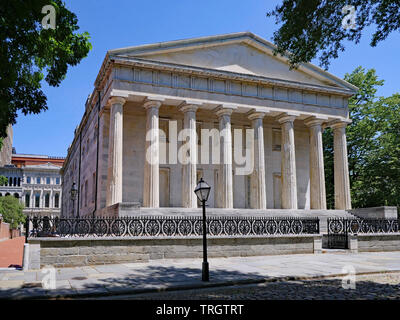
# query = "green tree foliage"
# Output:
<box><xmin>0</xmin><ymin>196</ymin><xmax>25</xmax><ymax>228</ymax></box>
<box><xmin>0</xmin><ymin>0</ymin><xmax>92</xmax><ymax>137</ymax></box>
<box><xmin>267</xmin><ymin>0</ymin><xmax>400</xmax><ymax>68</ymax></box>
<box><xmin>324</xmin><ymin>66</ymin><xmax>400</xmax><ymax>209</ymax></box>
<box><xmin>0</xmin><ymin>175</ymin><xmax>8</xmax><ymax>186</ymax></box>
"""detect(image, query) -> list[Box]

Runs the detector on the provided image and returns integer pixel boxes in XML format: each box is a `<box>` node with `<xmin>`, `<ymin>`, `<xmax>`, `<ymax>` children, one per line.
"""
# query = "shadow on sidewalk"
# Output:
<box><xmin>1</xmin><ymin>263</ymin><xmax>400</xmax><ymax>299</ymax></box>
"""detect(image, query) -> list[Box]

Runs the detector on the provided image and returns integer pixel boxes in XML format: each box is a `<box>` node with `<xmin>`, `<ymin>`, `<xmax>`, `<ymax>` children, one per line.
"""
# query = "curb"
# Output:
<box><xmin>5</xmin><ymin>269</ymin><xmax>400</xmax><ymax>300</ymax></box>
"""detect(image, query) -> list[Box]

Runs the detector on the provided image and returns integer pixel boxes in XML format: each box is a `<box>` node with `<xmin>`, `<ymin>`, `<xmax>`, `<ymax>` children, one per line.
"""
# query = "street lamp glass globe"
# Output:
<box><xmin>194</xmin><ymin>178</ymin><xmax>211</xmax><ymax>202</ymax></box>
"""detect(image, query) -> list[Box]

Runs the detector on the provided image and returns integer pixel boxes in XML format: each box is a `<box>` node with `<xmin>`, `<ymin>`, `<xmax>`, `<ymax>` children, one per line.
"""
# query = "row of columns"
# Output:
<box><xmin>105</xmin><ymin>96</ymin><xmax>352</xmax><ymax>210</ymax></box>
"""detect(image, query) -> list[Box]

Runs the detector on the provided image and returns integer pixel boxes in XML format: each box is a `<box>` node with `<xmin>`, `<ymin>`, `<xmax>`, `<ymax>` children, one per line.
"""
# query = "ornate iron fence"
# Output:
<box><xmin>27</xmin><ymin>215</ymin><xmax>319</xmax><ymax>238</ymax></box>
<box><xmin>327</xmin><ymin>217</ymin><xmax>400</xmax><ymax>249</ymax></box>
<box><xmin>328</xmin><ymin>217</ymin><xmax>400</xmax><ymax>235</ymax></box>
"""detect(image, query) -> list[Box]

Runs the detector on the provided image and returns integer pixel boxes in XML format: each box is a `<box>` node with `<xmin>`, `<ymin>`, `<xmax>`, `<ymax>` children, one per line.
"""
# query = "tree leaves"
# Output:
<box><xmin>0</xmin><ymin>0</ymin><xmax>92</xmax><ymax>137</ymax></box>
<box><xmin>324</xmin><ymin>67</ymin><xmax>400</xmax><ymax>209</ymax></box>
<box><xmin>0</xmin><ymin>195</ymin><xmax>25</xmax><ymax>229</ymax></box>
<box><xmin>267</xmin><ymin>0</ymin><xmax>400</xmax><ymax>69</ymax></box>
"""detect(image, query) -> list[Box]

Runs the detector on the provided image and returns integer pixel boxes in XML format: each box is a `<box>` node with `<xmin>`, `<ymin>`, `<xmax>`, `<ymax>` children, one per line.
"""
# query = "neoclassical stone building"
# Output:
<box><xmin>0</xmin><ymin>154</ymin><xmax>63</xmax><ymax>217</ymax></box>
<box><xmin>61</xmin><ymin>32</ymin><xmax>356</xmax><ymax>218</ymax></box>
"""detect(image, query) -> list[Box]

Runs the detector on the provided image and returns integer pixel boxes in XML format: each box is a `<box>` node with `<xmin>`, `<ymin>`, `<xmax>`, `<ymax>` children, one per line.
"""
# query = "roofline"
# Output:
<box><xmin>12</xmin><ymin>154</ymin><xmax>65</xmax><ymax>160</ymax></box>
<box><xmin>107</xmin><ymin>31</ymin><xmax>358</xmax><ymax>93</ymax></box>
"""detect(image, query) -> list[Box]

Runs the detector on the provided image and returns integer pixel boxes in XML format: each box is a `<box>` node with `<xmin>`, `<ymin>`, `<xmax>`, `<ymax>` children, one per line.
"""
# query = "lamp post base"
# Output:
<box><xmin>202</xmin><ymin>261</ymin><xmax>209</xmax><ymax>281</ymax></box>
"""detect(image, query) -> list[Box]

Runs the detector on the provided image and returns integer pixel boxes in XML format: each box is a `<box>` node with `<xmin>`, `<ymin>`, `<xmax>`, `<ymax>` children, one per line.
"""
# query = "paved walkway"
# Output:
<box><xmin>2</xmin><ymin>251</ymin><xmax>400</xmax><ymax>299</ymax></box>
<box><xmin>0</xmin><ymin>237</ymin><xmax>24</xmax><ymax>268</ymax></box>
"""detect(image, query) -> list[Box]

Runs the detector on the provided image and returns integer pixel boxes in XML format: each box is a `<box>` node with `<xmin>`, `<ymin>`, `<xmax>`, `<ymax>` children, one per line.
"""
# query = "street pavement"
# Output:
<box><xmin>2</xmin><ymin>251</ymin><xmax>400</xmax><ymax>299</ymax></box>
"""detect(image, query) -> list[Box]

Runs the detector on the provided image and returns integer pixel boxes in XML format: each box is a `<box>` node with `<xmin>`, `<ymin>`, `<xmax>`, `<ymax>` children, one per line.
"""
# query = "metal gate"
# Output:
<box><xmin>327</xmin><ymin>218</ymin><xmax>348</xmax><ymax>249</ymax></box>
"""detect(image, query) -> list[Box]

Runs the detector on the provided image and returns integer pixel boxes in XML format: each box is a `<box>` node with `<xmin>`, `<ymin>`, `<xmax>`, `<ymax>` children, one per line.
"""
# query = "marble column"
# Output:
<box><xmin>331</xmin><ymin>121</ymin><xmax>352</xmax><ymax>210</ymax></box>
<box><xmin>305</xmin><ymin>117</ymin><xmax>327</xmax><ymax>209</ymax></box>
<box><xmin>106</xmin><ymin>97</ymin><xmax>125</xmax><ymax>206</ymax></box>
<box><xmin>179</xmin><ymin>104</ymin><xmax>198</xmax><ymax>208</ymax></box>
<box><xmin>277</xmin><ymin>114</ymin><xmax>298</xmax><ymax>209</ymax></box>
<box><xmin>216</xmin><ymin>106</ymin><xmax>235</xmax><ymax>209</ymax></box>
<box><xmin>248</xmin><ymin>112</ymin><xmax>267</xmax><ymax>209</ymax></box>
<box><xmin>143</xmin><ymin>100</ymin><xmax>162</xmax><ymax>208</ymax></box>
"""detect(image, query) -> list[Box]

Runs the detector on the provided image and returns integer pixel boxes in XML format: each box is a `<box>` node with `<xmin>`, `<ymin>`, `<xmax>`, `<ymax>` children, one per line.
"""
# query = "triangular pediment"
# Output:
<box><xmin>109</xmin><ymin>32</ymin><xmax>357</xmax><ymax>92</ymax></box>
<box><xmin>25</xmin><ymin>162</ymin><xmax>61</xmax><ymax>170</ymax></box>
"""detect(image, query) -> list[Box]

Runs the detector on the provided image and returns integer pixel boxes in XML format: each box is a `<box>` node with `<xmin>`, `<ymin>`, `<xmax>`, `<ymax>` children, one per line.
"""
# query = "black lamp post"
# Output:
<box><xmin>70</xmin><ymin>182</ymin><xmax>78</xmax><ymax>218</ymax></box>
<box><xmin>194</xmin><ymin>178</ymin><xmax>211</xmax><ymax>282</ymax></box>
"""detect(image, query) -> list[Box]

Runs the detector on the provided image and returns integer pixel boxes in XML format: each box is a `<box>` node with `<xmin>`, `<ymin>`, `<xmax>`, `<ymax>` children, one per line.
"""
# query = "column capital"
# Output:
<box><xmin>108</xmin><ymin>96</ymin><xmax>126</xmax><ymax>106</ymax></box>
<box><xmin>215</xmin><ymin>105</ymin><xmax>236</xmax><ymax>118</ymax></box>
<box><xmin>304</xmin><ymin>116</ymin><xmax>328</xmax><ymax>128</ymax></box>
<box><xmin>248</xmin><ymin>111</ymin><xmax>267</xmax><ymax>121</ymax></box>
<box><xmin>143</xmin><ymin>100</ymin><xmax>163</xmax><ymax>110</ymax></box>
<box><xmin>178</xmin><ymin>103</ymin><xmax>199</xmax><ymax>113</ymax></box>
<box><xmin>329</xmin><ymin>119</ymin><xmax>352</xmax><ymax>129</ymax></box>
<box><xmin>276</xmin><ymin>112</ymin><xmax>299</xmax><ymax>124</ymax></box>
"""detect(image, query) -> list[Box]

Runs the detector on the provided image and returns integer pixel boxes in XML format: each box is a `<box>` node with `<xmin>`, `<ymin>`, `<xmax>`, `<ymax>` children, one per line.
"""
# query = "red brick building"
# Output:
<box><xmin>11</xmin><ymin>154</ymin><xmax>65</xmax><ymax>168</ymax></box>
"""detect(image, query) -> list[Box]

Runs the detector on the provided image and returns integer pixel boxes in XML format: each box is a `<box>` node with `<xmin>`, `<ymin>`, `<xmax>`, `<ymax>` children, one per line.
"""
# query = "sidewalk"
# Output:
<box><xmin>1</xmin><ymin>251</ymin><xmax>400</xmax><ymax>299</ymax></box>
<box><xmin>0</xmin><ymin>237</ymin><xmax>24</xmax><ymax>268</ymax></box>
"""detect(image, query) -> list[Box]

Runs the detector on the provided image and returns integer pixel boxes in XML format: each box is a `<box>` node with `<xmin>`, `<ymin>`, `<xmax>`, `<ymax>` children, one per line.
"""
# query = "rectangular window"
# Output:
<box><xmin>25</xmin><ymin>194</ymin><xmax>30</xmax><ymax>207</ymax></box>
<box><xmin>45</xmin><ymin>193</ymin><xmax>50</xmax><ymax>208</ymax></box>
<box><xmin>272</xmin><ymin>129</ymin><xmax>282</xmax><ymax>151</ymax></box>
<box><xmin>54</xmin><ymin>193</ymin><xmax>59</xmax><ymax>208</ymax></box>
<box><xmin>27</xmin><ymin>176</ymin><xmax>31</xmax><ymax>184</ymax></box>
<box><xmin>35</xmin><ymin>194</ymin><xmax>40</xmax><ymax>208</ymax></box>
<box><xmin>36</xmin><ymin>177</ymin><xmax>41</xmax><ymax>184</ymax></box>
<box><xmin>46</xmin><ymin>177</ymin><xmax>51</xmax><ymax>184</ymax></box>
<box><xmin>56</xmin><ymin>177</ymin><xmax>60</xmax><ymax>185</ymax></box>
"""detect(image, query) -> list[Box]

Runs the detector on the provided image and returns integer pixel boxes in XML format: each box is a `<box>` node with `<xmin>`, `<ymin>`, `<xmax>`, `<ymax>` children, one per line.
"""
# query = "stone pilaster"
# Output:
<box><xmin>216</xmin><ymin>106</ymin><xmax>235</xmax><ymax>209</ymax></box>
<box><xmin>106</xmin><ymin>97</ymin><xmax>125</xmax><ymax>207</ymax></box>
<box><xmin>143</xmin><ymin>100</ymin><xmax>163</xmax><ymax>208</ymax></box>
<box><xmin>248</xmin><ymin>112</ymin><xmax>267</xmax><ymax>209</ymax></box>
<box><xmin>305</xmin><ymin>117</ymin><xmax>327</xmax><ymax>210</ymax></box>
<box><xmin>277</xmin><ymin>114</ymin><xmax>298</xmax><ymax>209</ymax></box>
<box><xmin>179</xmin><ymin>104</ymin><xmax>199</xmax><ymax>208</ymax></box>
<box><xmin>331</xmin><ymin>120</ymin><xmax>352</xmax><ymax>210</ymax></box>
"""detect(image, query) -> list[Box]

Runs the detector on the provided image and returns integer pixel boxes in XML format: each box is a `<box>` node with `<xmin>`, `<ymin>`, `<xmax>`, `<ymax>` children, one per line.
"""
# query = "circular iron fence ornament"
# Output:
<box><xmin>194</xmin><ymin>219</ymin><xmax>203</xmax><ymax>236</ymax></box>
<box><xmin>111</xmin><ymin>219</ymin><xmax>126</xmax><ymax>236</ymax></box>
<box><xmin>252</xmin><ymin>220</ymin><xmax>264</xmax><ymax>235</ymax></box>
<box><xmin>57</xmin><ymin>220</ymin><xmax>71</xmax><ymax>236</ymax></box>
<box><xmin>329</xmin><ymin>219</ymin><xmax>344</xmax><ymax>234</ymax></box>
<box><xmin>209</xmin><ymin>220</ymin><xmax>222</xmax><ymax>236</ymax></box>
<box><xmin>224</xmin><ymin>220</ymin><xmax>237</xmax><ymax>235</ymax></box>
<box><xmin>145</xmin><ymin>219</ymin><xmax>160</xmax><ymax>236</ymax></box>
<box><xmin>291</xmin><ymin>220</ymin><xmax>303</xmax><ymax>234</ymax></box>
<box><xmin>128</xmin><ymin>219</ymin><xmax>144</xmax><ymax>236</ymax></box>
<box><xmin>238</xmin><ymin>220</ymin><xmax>251</xmax><ymax>235</ymax></box>
<box><xmin>266</xmin><ymin>220</ymin><xmax>278</xmax><ymax>235</ymax></box>
<box><xmin>162</xmin><ymin>219</ymin><xmax>177</xmax><ymax>236</ymax></box>
<box><xmin>279</xmin><ymin>220</ymin><xmax>291</xmax><ymax>234</ymax></box>
<box><xmin>75</xmin><ymin>219</ymin><xmax>90</xmax><ymax>236</ymax></box>
<box><xmin>93</xmin><ymin>219</ymin><xmax>108</xmax><ymax>236</ymax></box>
<box><xmin>178</xmin><ymin>219</ymin><xmax>192</xmax><ymax>236</ymax></box>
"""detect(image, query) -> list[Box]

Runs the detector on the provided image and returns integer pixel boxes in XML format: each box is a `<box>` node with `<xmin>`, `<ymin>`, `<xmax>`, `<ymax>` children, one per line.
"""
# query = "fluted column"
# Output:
<box><xmin>331</xmin><ymin>121</ymin><xmax>352</xmax><ymax>210</ymax></box>
<box><xmin>277</xmin><ymin>114</ymin><xmax>298</xmax><ymax>209</ymax></box>
<box><xmin>143</xmin><ymin>100</ymin><xmax>162</xmax><ymax>208</ymax></box>
<box><xmin>216</xmin><ymin>106</ymin><xmax>235</xmax><ymax>208</ymax></box>
<box><xmin>305</xmin><ymin>117</ymin><xmax>327</xmax><ymax>209</ymax></box>
<box><xmin>248</xmin><ymin>112</ymin><xmax>267</xmax><ymax>209</ymax></box>
<box><xmin>179</xmin><ymin>104</ymin><xmax>198</xmax><ymax>208</ymax></box>
<box><xmin>106</xmin><ymin>97</ymin><xmax>125</xmax><ymax>206</ymax></box>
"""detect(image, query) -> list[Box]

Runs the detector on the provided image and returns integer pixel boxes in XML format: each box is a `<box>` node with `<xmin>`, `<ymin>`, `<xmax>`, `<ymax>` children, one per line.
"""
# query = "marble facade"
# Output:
<box><xmin>61</xmin><ymin>32</ymin><xmax>356</xmax><ymax>217</ymax></box>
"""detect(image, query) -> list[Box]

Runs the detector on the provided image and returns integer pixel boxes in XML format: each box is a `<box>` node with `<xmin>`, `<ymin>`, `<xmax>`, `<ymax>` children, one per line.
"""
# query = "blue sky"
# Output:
<box><xmin>13</xmin><ymin>0</ymin><xmax>400</xmax><ymax>157</ymax></box>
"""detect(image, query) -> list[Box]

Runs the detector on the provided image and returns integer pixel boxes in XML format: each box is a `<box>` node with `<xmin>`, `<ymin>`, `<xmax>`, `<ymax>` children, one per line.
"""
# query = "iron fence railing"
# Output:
<box><xmin>26</xmin><ymin>215</ymin><xmax>320</xmax><ymax>238</ymax></box>
<box><xmin>328</xmin><ymin>217</ymin><xmax>400</xmax><ymax>235</ymax></box>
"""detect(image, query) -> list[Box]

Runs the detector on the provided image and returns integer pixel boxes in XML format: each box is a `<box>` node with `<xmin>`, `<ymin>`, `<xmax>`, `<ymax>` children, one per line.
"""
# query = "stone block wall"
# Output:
<box><xmin>28</xmin><ymin>235</ymin><xmax>321</xmax><ymax>268</ymax></box>
<box><xmin>357</xmin><ymin>234</ymin><xmax>400</xmax><ymax>252</ymax></box>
